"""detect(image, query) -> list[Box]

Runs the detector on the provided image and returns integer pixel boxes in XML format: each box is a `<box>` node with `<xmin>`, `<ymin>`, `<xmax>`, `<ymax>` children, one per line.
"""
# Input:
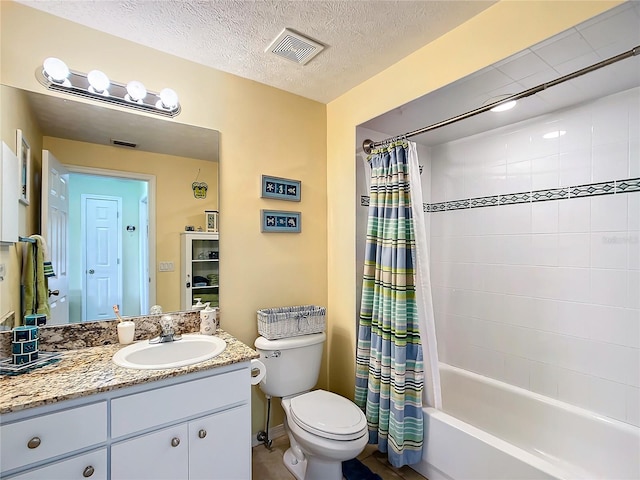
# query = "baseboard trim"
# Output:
<box><xmin>252</xmin><ymin>423</ymin><xmax>286</xmax><ymax>447</ymax></box>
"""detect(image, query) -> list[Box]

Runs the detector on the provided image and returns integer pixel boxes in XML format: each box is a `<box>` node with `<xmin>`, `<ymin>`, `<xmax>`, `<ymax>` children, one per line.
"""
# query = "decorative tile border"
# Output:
<box><xmin>359</xmin><ymin>177</ymin><xmax>639</xmax><ymax>213</ymax></box>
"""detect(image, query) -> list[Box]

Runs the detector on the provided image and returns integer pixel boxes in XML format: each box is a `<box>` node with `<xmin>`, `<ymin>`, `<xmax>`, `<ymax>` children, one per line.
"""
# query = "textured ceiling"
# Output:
<box><xmin>18</xmin><ymin>0</ymin><xmax>495</xmax><ymax>103</ymax></box>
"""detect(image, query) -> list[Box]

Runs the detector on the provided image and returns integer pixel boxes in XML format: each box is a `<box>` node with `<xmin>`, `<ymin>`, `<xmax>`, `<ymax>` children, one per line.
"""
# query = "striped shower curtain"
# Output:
<box><xmin>355</xmin><ymin>140</ymin><xmax>424</xmax><ymax>468</ymax></box>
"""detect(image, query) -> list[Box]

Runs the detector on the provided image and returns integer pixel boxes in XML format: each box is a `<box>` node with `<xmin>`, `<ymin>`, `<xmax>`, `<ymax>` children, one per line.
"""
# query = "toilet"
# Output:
<box><xmin>254</xmin><ymin>332</ymin><xmax>368</xmax><ymax>480</ymax></box>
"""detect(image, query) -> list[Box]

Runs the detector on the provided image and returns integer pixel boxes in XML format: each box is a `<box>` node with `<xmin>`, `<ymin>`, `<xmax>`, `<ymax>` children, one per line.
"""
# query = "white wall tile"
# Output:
<box><xmin>532</xmin><ymin>201</ymin><xmax>558</xmax><ymax>233</ymax></box>
<box><xmin>588</xmin><ymin>306</ymin><xmax>640</xmax><ymax>348</ymax></box>
<box><xmin>630</xmin><ymin>140</ymin><xmax>640</xmax><ymax>177</ymax></box>
<box><xmin>506</xmin><ymin>159</ymin><xmax>531</xmax><ymax>193</ymax></box>
<box><xmin>591</xmin><ymin>268</ymin><xmax>628</xmax><ymax>307</ymax></box>
<box><xmin>531</xmin><ymin>234</ymin><xmax>558</xmax><ymax>266</ymax></box>
<box><xmin>628</xmin><ymin>271</ymin><xmax>639</xmax><ymax>309</ymax></box>
<box><xmin>557</xmin><ymin>368</ymin><xmax>591</xmax><ymax>409</ymax></box>
<box><xmin>590</xmin><ymin>232</ymin><xmax>628</xmax><ymax>269</ymax></box>
<box><xmin>629</xmin><ymin>194</ymin><xmax>640</xmax><ymax>232</ymax></box>
<box><xmin>556</xmin><ymin>301</ymin><xmax>591</xmax><ymax>338</ymax></box>
<box><xmin>589</xmin><ymin>377</ymin><xmax>627</xmax><ymax>422</ymax></box>
<box><xmin>530</xmin><ymin>362</ymin><xmax>559</xmax><ymax>398</ymax></box>
<box><xmin>586</xmin><ymin>341</ymin><xmax>634</xmax><ymax>384</ymax></box>
<box><xmin>559</xmin><ymin>198</ymin><xmax>590</xmax><ymax>233</ymax></box>
<box><xmin>558</xmin><ymin>233</ymin><xmax>591</xmax><ymax>267</ymax></box>
<box><xmin>627</xmin><ymin>387</ymin><xmax>640</xmax><ymax>427</ymax></box>
<box><xmin>555</xmin><ymin>267</ymin><xmax>592</xmax><ymax>303</ymax></box>
<box><xmin>559</xmin><ymin>149</ymin><xmax>592</xmax><ymax>186</ymax></box>
<box><xmin>591</xmin><ymin>195</ymin><xmax>627</xmax><ymax>232</ymax></box>
<box><xmin>592</xmin><ymin>141</ymin><xmax>629</xmax><ymax>182</ymax></box>
<box><xmin>591</xmin><ymin>96</ymin><xmax>629</xmax><ymax>146</ymax></box>
<box><xmin>503</xmin><ymin>355</ymin><xmax>531</xmax><ymax>389</ymax></box>
<box><xmin>531</xmin><ymin>154</ymin><xmax>560</xmax><ymax>190</ymax></box>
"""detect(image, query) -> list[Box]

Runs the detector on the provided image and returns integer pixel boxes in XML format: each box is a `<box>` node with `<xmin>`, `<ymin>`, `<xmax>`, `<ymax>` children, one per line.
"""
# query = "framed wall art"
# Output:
<box><xmin>261</xmin><ymin>175</ymin><xmax>301</xmax><ymax>202</ymax></box>
<box><xmin>261</xmin><ymin>210</ymin><xmax>301</xmax><ymax>233</ymax></box>
<box><xmin>16</xmin><ymin>129</ymin><xmax>30</xmax><ymax>206</ymax></box>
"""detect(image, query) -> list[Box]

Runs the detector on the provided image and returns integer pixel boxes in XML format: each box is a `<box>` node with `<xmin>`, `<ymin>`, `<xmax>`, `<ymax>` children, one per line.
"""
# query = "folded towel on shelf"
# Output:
<box><xmin>22</xmin><ymin>235</ymin><xmax>51</xmax><ymax>319</ymax></box>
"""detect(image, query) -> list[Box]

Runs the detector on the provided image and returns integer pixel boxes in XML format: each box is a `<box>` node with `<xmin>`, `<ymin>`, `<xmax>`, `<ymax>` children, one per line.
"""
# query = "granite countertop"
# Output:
<box><xmin>0</xmin><ymin>330</ymin><xmax>259</xmax><ymax>415</ymax></box>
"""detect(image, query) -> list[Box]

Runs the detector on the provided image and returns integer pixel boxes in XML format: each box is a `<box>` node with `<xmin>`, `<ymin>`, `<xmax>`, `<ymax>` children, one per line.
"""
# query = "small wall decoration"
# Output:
<box><xmin>205</xmin><ymin>210</ymin><xmax>219</xmax><ymax>233</ymax></box>
<box><xmin>16</xmin><ymin>129</ymin><xmax>31</xmax><ymax>205</ymax></box>
<box><xmin>261</xmin><ymin>175</ymin><xmax>301</xmax><ymax>202</ymax></box>
<box><xmin>192</xmin><ymin>169</ymin><xmax>208</xmax><ymax>199</ymax></box>
<box><xmin>261</xmin><ymin>210</ymin><xmax>301</xmax><ymax>233</ymax></box>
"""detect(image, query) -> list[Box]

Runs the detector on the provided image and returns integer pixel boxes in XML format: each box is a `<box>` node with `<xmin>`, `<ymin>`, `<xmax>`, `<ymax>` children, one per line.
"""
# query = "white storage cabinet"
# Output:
<box><xmin>180</xmin><ymin>232</ymin><xmax>219</xmax><ymax>310</ymax></box>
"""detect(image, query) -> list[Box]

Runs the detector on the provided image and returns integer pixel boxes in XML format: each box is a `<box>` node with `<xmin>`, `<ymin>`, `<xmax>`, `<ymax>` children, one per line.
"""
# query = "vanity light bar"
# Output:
<box><xmin>36</xmin><ymin>57</ymin><xmax>181</xmax><ymax>118</ymax></box>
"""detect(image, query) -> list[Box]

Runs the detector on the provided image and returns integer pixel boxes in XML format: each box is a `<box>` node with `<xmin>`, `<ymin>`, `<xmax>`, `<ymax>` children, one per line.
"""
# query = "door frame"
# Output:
<box><xmin>65</xmin><ymin>165</ymin><xmax>157</xmax><ymax>309</ymax></box>
<box><xmin>81</xmin><ymin>193</ymin><xmax>123</xmax><ymax>322</ymax></box>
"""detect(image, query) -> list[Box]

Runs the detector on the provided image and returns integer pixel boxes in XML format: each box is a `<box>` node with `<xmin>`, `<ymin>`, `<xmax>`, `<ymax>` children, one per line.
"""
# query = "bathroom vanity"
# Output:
<box><xmin>0</xmin><ymin>330</ymin><xmax>258</xmax><ymax>480</ymax></box>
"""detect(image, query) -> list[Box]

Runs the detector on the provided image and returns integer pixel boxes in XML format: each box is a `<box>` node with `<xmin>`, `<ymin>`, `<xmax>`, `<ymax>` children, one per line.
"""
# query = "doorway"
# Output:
<box><xmin>66</xmin><ymin>168</ymin><xmax>155</xmax><ymax>323</ymax></box>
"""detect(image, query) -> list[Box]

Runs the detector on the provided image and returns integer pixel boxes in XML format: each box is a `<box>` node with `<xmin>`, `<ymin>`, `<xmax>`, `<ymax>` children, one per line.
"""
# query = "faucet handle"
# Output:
<box><xmin>160</xmin><ymin>315</ymin><xmax>175</xmax><ymax>335</ymax></box>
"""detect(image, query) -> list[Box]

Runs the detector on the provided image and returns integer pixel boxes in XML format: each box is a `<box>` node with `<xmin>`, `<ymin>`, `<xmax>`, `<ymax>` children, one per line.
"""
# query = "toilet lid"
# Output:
<box><xmin>290</xmin><ymin>390</ymin><xmax>367</xmax><ymax>441</ymax></box>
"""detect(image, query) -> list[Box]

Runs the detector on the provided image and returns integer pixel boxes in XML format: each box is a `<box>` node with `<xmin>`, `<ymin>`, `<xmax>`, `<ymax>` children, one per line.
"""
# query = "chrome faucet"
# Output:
<box><xmin>149</xmin><ymin>315</ymin><xmax>182</xmax><ymax>344</ymax></box>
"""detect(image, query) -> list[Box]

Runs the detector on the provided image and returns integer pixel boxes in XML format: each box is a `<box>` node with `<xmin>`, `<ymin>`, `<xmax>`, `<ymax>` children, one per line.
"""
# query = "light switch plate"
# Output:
<box><xmin>158</xmin><ymin>261</ymin><xmax>174</xmax><ymax>272</ymax></box>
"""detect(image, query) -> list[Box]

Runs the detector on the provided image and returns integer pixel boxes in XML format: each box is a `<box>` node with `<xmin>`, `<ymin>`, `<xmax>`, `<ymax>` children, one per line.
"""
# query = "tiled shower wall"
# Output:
<box><xmin>429</xmin><ymin>87</ymin><xmax>639</xmax><ymax>426</ymax></box>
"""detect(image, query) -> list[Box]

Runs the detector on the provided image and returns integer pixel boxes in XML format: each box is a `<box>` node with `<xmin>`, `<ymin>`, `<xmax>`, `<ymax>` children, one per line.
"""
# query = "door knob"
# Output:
<box><xmin>88</xmin><ymin>269</ymin><xmax>95</xmax><ymax>274</ymax></box>
<box><xmin>48</xmin><ymin>289</ymin><xmax>59</xmax><ymax>297</ymax></box>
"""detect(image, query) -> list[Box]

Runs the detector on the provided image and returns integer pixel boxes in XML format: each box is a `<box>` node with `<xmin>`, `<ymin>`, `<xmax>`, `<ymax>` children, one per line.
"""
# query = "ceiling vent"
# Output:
<box><xmin>111</xmin><ymin>139</ymin><xmax>137</xmax><ymax>148</ymax></box>
<box><xmin>266</xmin><ymin>28</ymin><xmax>325</xmax><ymax>65</ymax></box>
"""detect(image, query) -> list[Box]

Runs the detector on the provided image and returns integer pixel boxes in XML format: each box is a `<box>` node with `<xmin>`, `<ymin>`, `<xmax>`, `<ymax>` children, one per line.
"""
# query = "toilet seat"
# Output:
<box><xmin>289</xmin><ymin>390</ymin><xmax>367</xmax><ymax>441</ymax></box>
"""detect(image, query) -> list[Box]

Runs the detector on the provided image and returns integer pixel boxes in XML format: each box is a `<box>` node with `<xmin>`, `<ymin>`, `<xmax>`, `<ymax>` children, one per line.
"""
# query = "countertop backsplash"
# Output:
<box><xmin>0</xmin><ymin>311</ymin><xmax>203</xmax><ymax>358</ymax></box>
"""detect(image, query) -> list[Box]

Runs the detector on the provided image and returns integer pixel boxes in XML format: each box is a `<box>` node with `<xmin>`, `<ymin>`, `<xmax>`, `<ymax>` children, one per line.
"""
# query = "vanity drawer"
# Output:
<box><xmin>0</xmin><ymin>402</ymin><xmax>107</xmax><ymax>473</ymax></box>
<box><xmin>111</xmin><ymin>368</ymin><xmax>249</xmax><ymax>438</ymax></box>
<box><xmin>6</xmin><ymin>447</ymin><xmax>107</xmax><ymax>480</ymax></box>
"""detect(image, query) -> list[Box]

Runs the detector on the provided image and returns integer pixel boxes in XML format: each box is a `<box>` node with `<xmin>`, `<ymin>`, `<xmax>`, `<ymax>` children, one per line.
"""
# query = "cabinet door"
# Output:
<box><xmin>7</xmin><ymin>448</ymin><xmax>107</xmax><ymax>480</ymax></box>
<box><xmin>188</xmin><ymin>405</ymin><xmax>251</xmax><ymax>480</ymax></box>
<box><xmin>111</xmin><ymin>424</ymin><xmax>188</xmax><ymax>480</ymax></box>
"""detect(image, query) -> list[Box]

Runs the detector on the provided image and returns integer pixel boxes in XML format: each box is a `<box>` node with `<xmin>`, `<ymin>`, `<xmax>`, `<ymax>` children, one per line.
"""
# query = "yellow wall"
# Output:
<box><xmin>1</xmin><ymin>1</ymin><xmax>327</xmax><ymax>434</ymax></box>
<box><xmin>325</xmin><ymin>0</ymin><xmax>621</xmax><ymax>399</ymax></box>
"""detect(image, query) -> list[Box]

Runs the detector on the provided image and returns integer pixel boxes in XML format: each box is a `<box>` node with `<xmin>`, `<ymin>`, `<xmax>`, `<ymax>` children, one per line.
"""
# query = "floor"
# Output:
<box><xmin>252</xmin><ymin>434</ymin><xmax>428</xmax><ymax>480</ymax></box>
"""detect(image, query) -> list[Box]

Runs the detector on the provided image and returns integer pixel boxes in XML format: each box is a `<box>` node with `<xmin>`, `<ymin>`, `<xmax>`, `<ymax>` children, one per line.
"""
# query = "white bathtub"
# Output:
<box><xmin>412</xmin><ymin>364</ymin><xmax>640</xmax><ymax>480</ymax></box>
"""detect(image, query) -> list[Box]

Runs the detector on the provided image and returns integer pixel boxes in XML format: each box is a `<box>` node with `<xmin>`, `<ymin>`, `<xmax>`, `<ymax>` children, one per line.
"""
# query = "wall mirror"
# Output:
<box><xmin>2</xmin><ymin>84</ymin><xmax>219</xmax><ymax>326</ymax></box>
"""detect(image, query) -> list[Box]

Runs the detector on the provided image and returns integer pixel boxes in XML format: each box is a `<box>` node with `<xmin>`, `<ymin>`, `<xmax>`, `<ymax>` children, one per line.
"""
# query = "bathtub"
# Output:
<box><xmin>412</xmin><ymin>364</ymin><xmax>640</xmax><ymax>480</ymax></box>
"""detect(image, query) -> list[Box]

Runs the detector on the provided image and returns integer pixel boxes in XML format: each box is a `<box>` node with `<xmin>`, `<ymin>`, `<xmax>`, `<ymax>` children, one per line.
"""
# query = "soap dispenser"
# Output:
<box><xmin>191</xmin><ymin>298</ymin><xmax>205</xmax><ymax>311</ymax></box>
<box><xmin>199</xmin><ymin>304</ymin><xmax>218</xmax><ymax>335</ymax></box>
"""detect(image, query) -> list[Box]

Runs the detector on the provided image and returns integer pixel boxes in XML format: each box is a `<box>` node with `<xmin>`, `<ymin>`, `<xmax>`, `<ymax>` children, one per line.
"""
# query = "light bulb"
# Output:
<box><xmin>157</xmin><ymin>88</ymin><xmax>179</xmax><ymax>110</ymax></box>
<box><xmin>543</xmin><ymin>130</ymin><xmax>566</xmax><ymax>139</ymax></box>
<box><xmin>87</xmin><ymin>70</ymin><xmax>110</xmax><ymax>94</ymax></box>
<box><xmin>490</xmin><ymin>100</ymin><xmax>517</xmax><ymax>112</ymax></box>
<box><xmin>126</xmin><ymin>80</ymin><xmax>147</xmax><ymax>102</ymax></box>
<box><xmin>43</xmin><ymin>57</ymin><xmax>69</xmax><ymax>83</ymax></box>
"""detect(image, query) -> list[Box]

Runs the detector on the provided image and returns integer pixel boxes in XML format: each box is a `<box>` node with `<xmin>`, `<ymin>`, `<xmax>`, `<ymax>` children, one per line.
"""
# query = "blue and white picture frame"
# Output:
<box><xmin>261</xmin><ymin>210</ymin><xmax>301</xmax><ymax>233</ymax></box>
<box><xmin>261</xmin><ymin>175</ymin><xmax>301</xmax><ymax>202</ymax></box>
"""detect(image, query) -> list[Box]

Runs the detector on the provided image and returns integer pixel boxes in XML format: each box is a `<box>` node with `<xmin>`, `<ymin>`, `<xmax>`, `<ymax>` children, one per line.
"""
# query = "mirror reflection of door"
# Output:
<box><xmin>69</xmin><ymin>173</ymin><xmax>149</xmax><ymax>323</ymax></box>
<box><xmin>41</xmin><ymin>150</ymin><xmax>69</xmax><ymax>325</ymax></box>
<box><xmin>82</xmin><ymin>194</ymin><xmax>122</xmax><ymax>321</ymax></box>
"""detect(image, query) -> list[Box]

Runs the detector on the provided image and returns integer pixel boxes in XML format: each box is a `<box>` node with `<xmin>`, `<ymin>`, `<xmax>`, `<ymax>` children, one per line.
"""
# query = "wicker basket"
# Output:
<box><xmin>257</xmin><ymin>305</ymin><xmax>326</xmax><ymax>340</ymax></box>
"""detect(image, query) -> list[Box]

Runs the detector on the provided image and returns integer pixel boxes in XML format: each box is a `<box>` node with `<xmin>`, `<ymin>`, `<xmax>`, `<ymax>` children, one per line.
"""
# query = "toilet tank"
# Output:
<box><xmin>254</xmin><ymin>332</ymin><xmax>325</xmax><ymax>398</ymax></box>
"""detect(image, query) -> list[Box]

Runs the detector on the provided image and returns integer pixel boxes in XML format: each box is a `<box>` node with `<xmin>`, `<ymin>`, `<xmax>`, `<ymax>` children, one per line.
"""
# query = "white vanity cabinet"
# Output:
<box><xmin>110</xmin><ymin>367</ymin><xmax>251</xmax><ymax>480</ymax></box>
<box><xmin>0</xmin><ymin>402</ymin><xmax>107</xmax><ymax>479</ymax></box>
<box><xmin>1</xmin><ymin>362</ymin><xmax>252</xmax><ymax>480</ymax></box>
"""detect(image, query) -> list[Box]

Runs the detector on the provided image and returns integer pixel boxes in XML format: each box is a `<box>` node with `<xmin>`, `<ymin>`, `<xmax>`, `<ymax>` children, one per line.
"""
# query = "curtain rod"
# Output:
<box><xmin>362</xmin><ymin>45</ymin><xmax>640</xmax><ymax>154</ymax></box>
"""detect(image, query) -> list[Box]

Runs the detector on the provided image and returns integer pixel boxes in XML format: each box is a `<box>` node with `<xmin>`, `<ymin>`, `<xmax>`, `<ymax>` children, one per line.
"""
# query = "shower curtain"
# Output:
<box><xmin>355</xmin><ymin>140</ymin><xmax>440</xmax><ymax>468</ymax></box>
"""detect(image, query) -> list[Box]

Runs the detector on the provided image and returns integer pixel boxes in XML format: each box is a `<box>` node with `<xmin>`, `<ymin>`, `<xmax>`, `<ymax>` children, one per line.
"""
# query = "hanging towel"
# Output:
<box><xmin>32</xmin><ymin>234</ymin><xmax>55</xmax><ymax>277</ymax></box>
<box><xmin>22</xmin><ymin>235</ymin><xmax>51</xmax><ymax>319</ymax></box>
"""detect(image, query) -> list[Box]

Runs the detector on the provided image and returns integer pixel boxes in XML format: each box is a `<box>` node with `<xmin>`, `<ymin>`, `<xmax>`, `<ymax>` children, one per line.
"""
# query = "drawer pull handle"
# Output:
<box><xmin>27</xmin><ymin>437</ymin><xmax>41</xmax><ymax>449</ymax></box>
<box><xmin>198</xmin><ymin>429</ymin><xmax>207</xmax><ymax>439</ymax></box>
<box><xmin>83</xmin><ymin>466</ymin><xmax>95</xmax><ymax>478</ymax></box>
<box><xmin>171</xmin><ymin>437</ymin><xmax>180</xmax><ymax>447</ymax></box>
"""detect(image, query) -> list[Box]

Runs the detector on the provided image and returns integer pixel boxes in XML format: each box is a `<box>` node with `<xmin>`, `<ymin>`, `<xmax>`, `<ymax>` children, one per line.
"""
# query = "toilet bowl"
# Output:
<box><xmin>254</xmin><ymin>333</ymin><xmax>369</xmax><ymax>480</ymax></box>
<box><xmin>282</xmin><ymin>390</ymin><xmax>368</xmax><ymax>480</ymax></box>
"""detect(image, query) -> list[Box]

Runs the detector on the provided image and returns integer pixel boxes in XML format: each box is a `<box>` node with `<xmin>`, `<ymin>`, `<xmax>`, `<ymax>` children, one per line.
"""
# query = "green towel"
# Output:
<box><xmin>22</xmin><ymin>236</ymin><xmax>51</xmax><ymax>320</ymax></box>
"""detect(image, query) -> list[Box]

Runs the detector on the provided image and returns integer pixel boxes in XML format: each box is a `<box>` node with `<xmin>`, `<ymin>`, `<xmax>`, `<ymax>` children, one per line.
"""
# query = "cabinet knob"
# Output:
<box><xmin>83</xmin><ymin>466</ymin><xmax>95</xmax><ymax>478</ymax></box>
<box><xmin>171</xmin><ymin>437</ymin><xmax>181</xmax><ymax>447</ymax></box>
<box><xmin>198</xmin><ymin>429</ymin><xmax>207</xmax><ymax>439</ymax></box>
<box><xmin>27</xmin><ymin>437</ymin><xmax>41</xmax><ymax>449</ymax></box>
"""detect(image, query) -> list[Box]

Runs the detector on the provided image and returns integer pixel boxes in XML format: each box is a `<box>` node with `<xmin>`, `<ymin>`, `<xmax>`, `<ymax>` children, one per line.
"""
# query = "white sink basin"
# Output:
<box><xmin>113</xmin><ymin>334</ymin><xmax>226</xmax><ymax>370</ymax></box>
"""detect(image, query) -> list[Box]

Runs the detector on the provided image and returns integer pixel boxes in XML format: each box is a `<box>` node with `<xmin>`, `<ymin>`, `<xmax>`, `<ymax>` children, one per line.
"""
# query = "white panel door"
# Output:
<box><xmin>41</xmin><ymin>150</ymin><xmax>69</xmax><ymax>325</ymax></box>
<box><xmin>83</xmin><ymin>195</ymin><xmax>121</xmax><ymax>321</ymax></box>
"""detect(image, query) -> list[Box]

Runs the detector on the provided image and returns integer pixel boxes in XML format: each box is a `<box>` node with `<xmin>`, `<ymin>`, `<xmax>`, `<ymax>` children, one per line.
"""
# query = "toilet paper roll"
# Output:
<box><xmin>250</xmin><ymin>359</ymin><xmax>266</xmax><ymax>385</ymax></box>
